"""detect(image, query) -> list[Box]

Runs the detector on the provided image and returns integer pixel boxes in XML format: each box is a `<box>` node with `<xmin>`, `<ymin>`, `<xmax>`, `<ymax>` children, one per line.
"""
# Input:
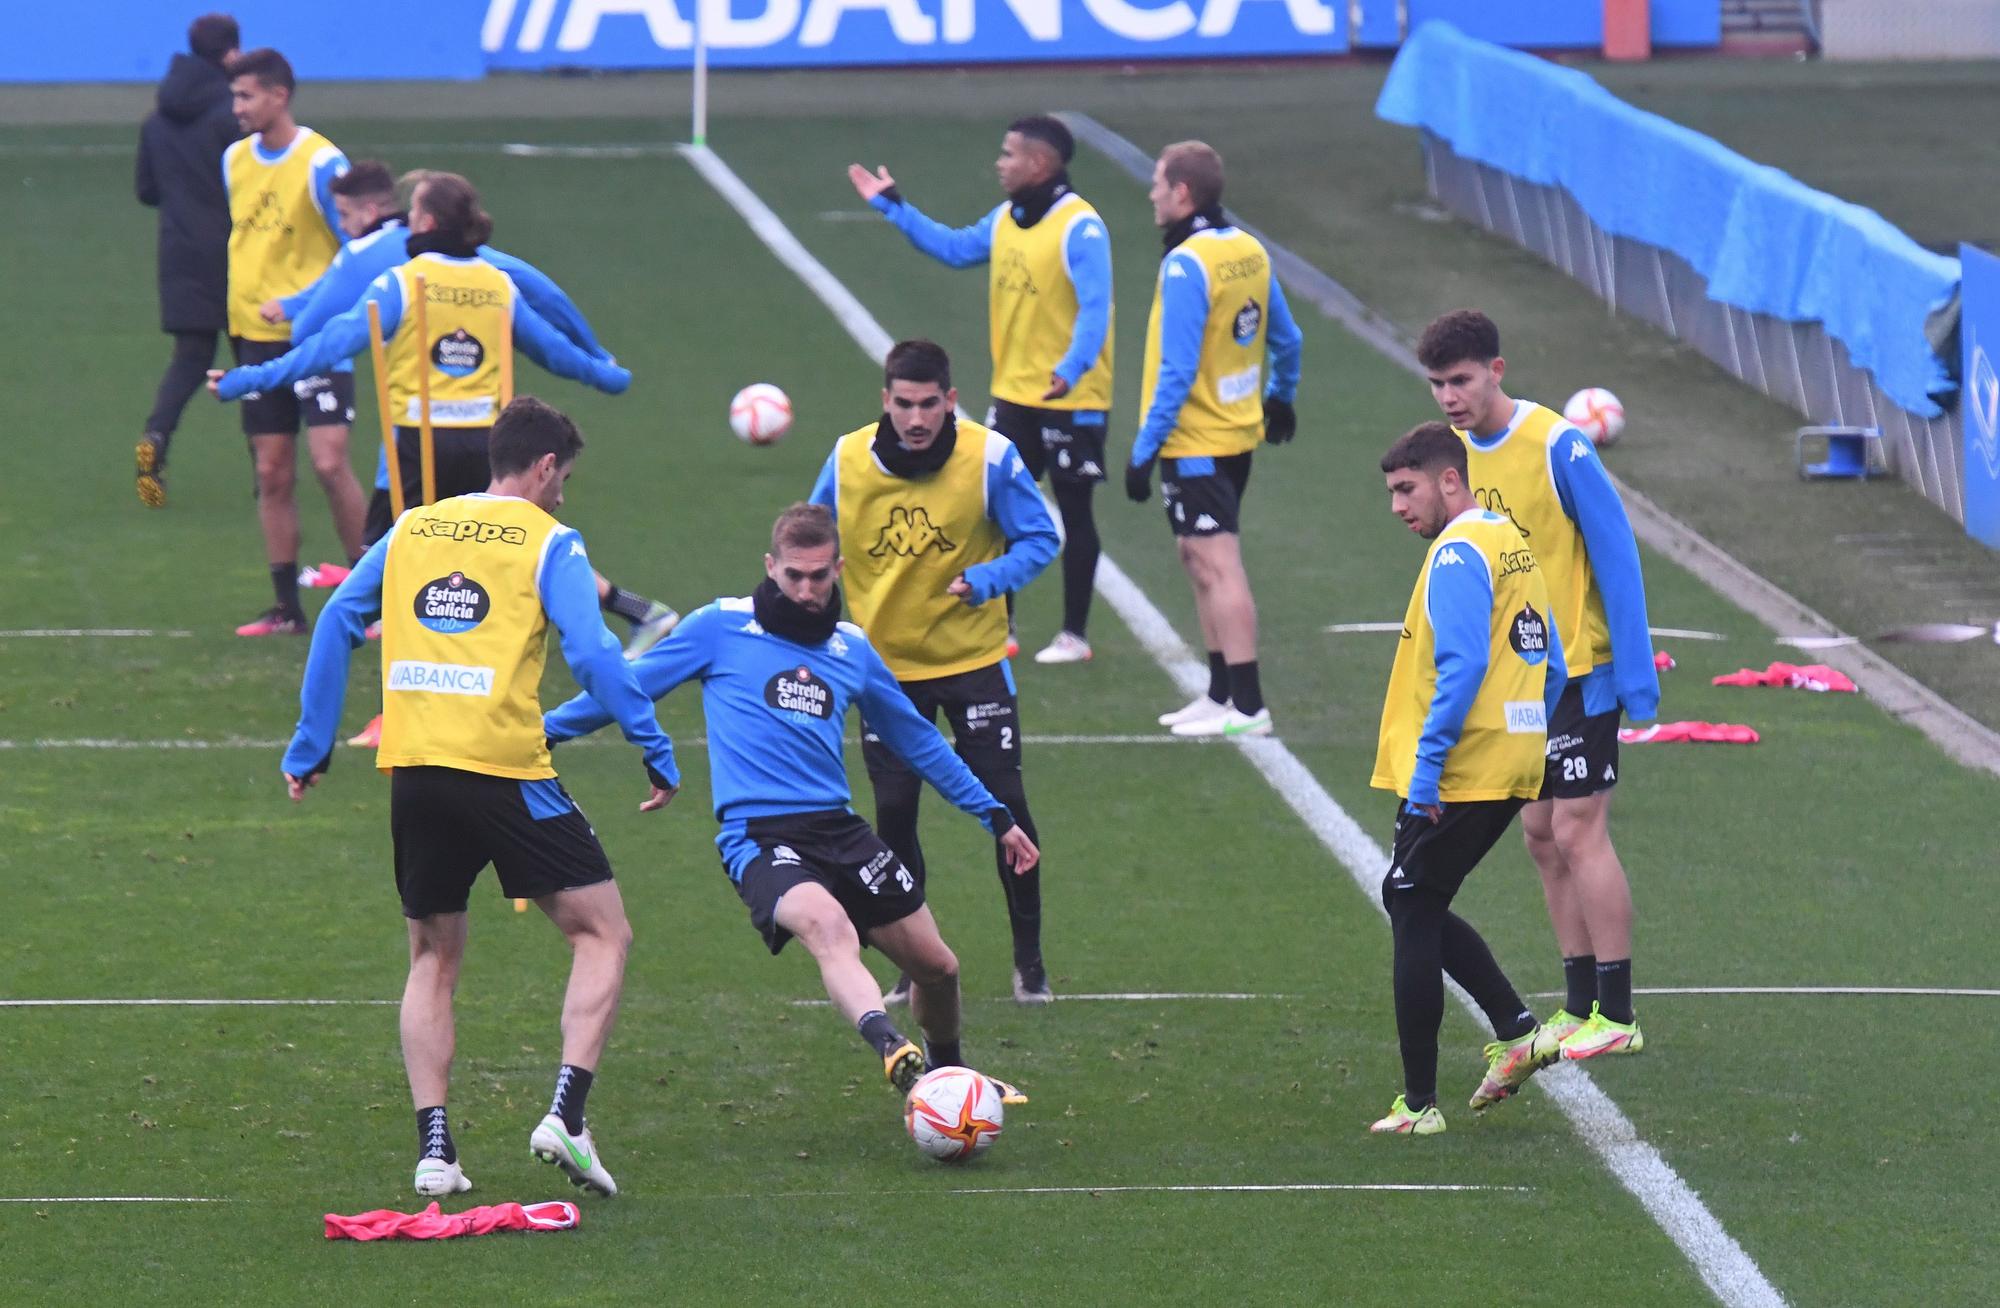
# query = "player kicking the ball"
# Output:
<box><xmin>545</xmin><ymin>503</ymin><xmax>1037</xmax><ymax>1104</ymax></box>
<box><xmin>1368</xmin><ymin>423</ymin><xmax>1568</xmax><ymax>1135</ymax></box>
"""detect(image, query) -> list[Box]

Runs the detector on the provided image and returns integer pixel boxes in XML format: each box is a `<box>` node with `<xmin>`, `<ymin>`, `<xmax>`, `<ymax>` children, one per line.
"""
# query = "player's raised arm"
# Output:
<box><xmin>509</xmin><ymin>287</ymin><xmax>630</xmax><ymax>395</ymax></box>
<box><xmin>545</xmin><ymin>603</ymin><xmax>715</xmax><ymax>745</ymax></box>
<box><xmin>213</xmin><ymin>272</ymin><xmax>396</xmax><ymax>400</ymax></box>
<box><xmin>850</xmin><ymin>160</ymin><xmax>998</xmax><ymax>269</ymax></box>
<box><xmin>483</xmin><ymin>247</ymin><xmax>612</xmax><ymax>361</ymax></box>
<box><xmin>855</xmin><ymin>644</ymin><xmax>1009</xmax><ymax>834</ymax></box>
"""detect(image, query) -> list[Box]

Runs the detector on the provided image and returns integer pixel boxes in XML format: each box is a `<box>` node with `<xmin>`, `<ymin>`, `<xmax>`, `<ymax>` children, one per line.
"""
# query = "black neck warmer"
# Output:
<box><xmin>1009</xmin><ymin>171</ymin><xmax>1073</xmax><ymax>228</ymax></box>
<box><xmin>752</xmin><ymin>577</ymin><xmax>841</xmax><ymax>646</ymax></box>
<box><xmin>405</xmin><ymin>229</ymin><xmax>481</xmax><ymax>260</ymax></box>
<box><xmin>871</xmin><ymin>411</ymin><xmax>958</xmax><ymax>478</ymax></box>
<box><xmin>368</xmin><ymin>211</ymin><xmax>408</xmax><ymax>237</ymax></box>
<box><xmin>1161</xmin><ymin>203</ymin><xmax>1229</xmax><ymax>259</ymax></box>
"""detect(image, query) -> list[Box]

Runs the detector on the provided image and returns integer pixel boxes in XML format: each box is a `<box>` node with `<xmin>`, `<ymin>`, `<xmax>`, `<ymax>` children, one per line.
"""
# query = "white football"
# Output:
<box><xmin>729</xmin><ymin>383</ymin><xmax>792</xmax><ymax>445</ymax></box>
<box><xmin>1563</xmin><ymin>387</ymin><xmax>1625</xmax><ymax>447</ymax></box>
<box><xmin>903</xmin><ymin>1066</ymin><xmax>1004</xmax><ymax>1163</ymax></box>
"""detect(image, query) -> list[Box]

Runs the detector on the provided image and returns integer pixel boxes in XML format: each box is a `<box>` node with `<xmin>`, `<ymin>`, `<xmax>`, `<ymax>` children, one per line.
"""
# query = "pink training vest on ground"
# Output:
<box><xmin>324</xmin><ymin>1200</ymin><xmax>580</xmax><ymax>1241</ymax></box>
<box><xmin>1618</xmin><ymin>721</ymin><xmax>1761</xmax><ymax>745</ymax></box>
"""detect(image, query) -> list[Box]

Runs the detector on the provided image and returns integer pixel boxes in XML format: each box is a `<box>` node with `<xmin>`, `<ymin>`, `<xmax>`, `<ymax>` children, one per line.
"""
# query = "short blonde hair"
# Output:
<box><xmin>1159</xmin><ymin>140</ymin><xmax>1225</xmax><ymax>211</ymax></box>
<box><xmin>772</xmin><ymin>502</ymin><xmax>838</xmax><ymax>556</ymax></box>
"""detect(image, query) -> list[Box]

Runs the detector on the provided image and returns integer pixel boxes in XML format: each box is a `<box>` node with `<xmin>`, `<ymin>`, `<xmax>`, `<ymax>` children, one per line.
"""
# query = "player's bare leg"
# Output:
<box><xmin>774</xmin><ymin>883</ymin><xmax>925</xmax><ymax>1092</ymax></box>
<box><xmin>1550</xmin><ymin>793</ymin><xmax>1633</xmax><ymax>959</ymax></box>
<box><xmin>1523</xmin><ymin>797</ymin><xmax>1594</xmax><ymax>1036</ymax></box>
<box><xmin>1172</xmin><ymin>534</ymin><xmax>1270</xmax><ymax>736</ymax></box>
<box><xmin>869</xmin><ymin>906</ymin><xmax>961</xmax><ymax>1061</ymax></box>
<box><xmin>403</xmin><ymin>911</ymin><xmax>472</xmax><ymax>1196</ymax></box>
<box><xmin>240</xmin><ymin>432</ymin><xmax>310</xmax><ymax>634</ymax></box>
<box><xmin>529</xmin><ymin>880</ymin><xmax>632</xmax><ymax>1196</ymax></box>
<box><xmin>305</xmin><ymin>423</ymin><xmax>367</xmax><ymax>562</ymax></box>
<box><xmin>538</xmin><ymin>880</ymin><xmax>634</xmax><ymax>1072</ymax></box>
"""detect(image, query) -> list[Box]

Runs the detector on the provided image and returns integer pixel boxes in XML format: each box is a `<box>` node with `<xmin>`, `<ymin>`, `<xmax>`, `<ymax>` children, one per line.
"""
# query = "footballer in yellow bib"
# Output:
<box><xmin>1128</xmin><ymin>141</ymin><xmax>1305</xmax><ymax>741</ymax></box>
<box><xmin>851</xmin><ymin>115</ymin><xmax>1115</xmax><ymax>662</ymax></box>
<box><xmin>278</xmin><ymin>397</ymin><xmax>678</xmax><ymax>1201</ymax></box>
<box><xmin>1417</xmin><ymin>308</ymin><xmax>1654</xmax><ymax>1054</ymax></box>
<box><xmin>1366</xmin><ymin>422</ymin><xmax>1568</xmax><ymax>1138</ymax></box>
<box><xmin>808</xmin><ymin>340</ymin><xmax>1062</xmax><ymax>1000</ymax></box>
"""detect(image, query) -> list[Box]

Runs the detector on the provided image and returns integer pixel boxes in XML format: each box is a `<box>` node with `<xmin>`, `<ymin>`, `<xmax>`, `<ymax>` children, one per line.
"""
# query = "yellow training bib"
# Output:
<box><xmin>832</xmin><ymin>421</ymin><xmax>1010</xmax><ymax>681</ymax></box>
<box><xmin>988</xmin><ymin>194</ymin><xmax>1113</xmax><ymax>412</ymax></box>
<box><xmin>376</xmin><ymin>494</ymin><xmax>565</xmax><ymax>779</ymax></box>
<box><xmin>1141</xmin><ymin>227</ymin><xmax>1272</xmax><ymax>458</ymax></box>
<box><xmin>385</xmin><ymin>254</ymin><xmax>515</xmax><ymax>428</ymax></box>
<box><xmin>225</xmin><ymin>129</ymin><xmax>343</xmax><ymax>341</ymax></box>
<box><xmin>1372</xmin><ymin>509</ymin><xmax>1556</xmax><ymax>803</ymax></box>
<box><xmin>1457</xmin><ymin>401</ymin><xmax>1610</xmax><ymax>677</ymax></box>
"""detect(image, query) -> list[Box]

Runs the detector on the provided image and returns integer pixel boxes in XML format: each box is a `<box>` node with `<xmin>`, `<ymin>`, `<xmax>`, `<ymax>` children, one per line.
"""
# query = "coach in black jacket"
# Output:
<box><xmin>133</xmin><ymin>12</ymin><xmax>241</xmax><ymax>507</ymax></box>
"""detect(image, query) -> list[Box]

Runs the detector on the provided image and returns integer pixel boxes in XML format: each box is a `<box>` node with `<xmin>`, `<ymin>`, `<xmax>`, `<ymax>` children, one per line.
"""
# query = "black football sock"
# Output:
<box><xmin>549</xmin><ymin>1064</ymin><xmax>594</xmax><ymax>1134</ymax></box>
<box><xmin>1595</xmin><ymin>959</ymin><xmax>1634</xmax><ymax>1025</ymax></box>
<box><xmin>926</xmin><ymin>1037</ymin><xmax>962</xmax><ymax>1069</ymax></box>
<box><xmin>857</xmin><ymin>1009</ymin><xmax>906</xmax><ymax>1058</ymax></box>
<box><xmin>1206</xmin><ymin>651</ymin><xmax>1229</xmax><ymax>705</ymax></box>
<box><xmin>982</xmin><ymin>768</ymin><xmax>1042</xmax><ymax>963</ymax></box>
<box><xmin>416</xmin><ymin>1106</ymin><xmax>456</xmax><ymax>1164</ymax></box>
<box><xmin>1563</xmin><ymin>954</ymin><xmax>1599</xmax><ymax>1017</ymax></box>
<box><xmin>600</xmin><ymin>583</ymin><xmax>654</xmax><ymax>627</ymax></box>
<box><xmin>271</xmin><ymin>562</ymin><xmax>302</xmax><ymax>617</ymax></box>
<box><xmin>1228</xmin><ymin>661</ymin><xmax>1265</xmax><ymax>717</ymax></box>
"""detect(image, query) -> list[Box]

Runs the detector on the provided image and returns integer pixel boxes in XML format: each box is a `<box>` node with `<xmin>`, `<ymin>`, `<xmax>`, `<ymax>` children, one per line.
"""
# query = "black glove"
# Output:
<box><xmin>988</xmin><ymin>806</ymin><xmax>1017</xmax><ymax>839</ymax></box>
<box><xmin>1263</xmin><ymin>396</ymin><xmax>1297</xmax><ymax>445</ymax></box>
<box><xmin>646</xmin><ymin>764</ymin><xmax>677</xmax><ymax>793</ymax></box>
<box><xmin>1124</xmin><ymin>458</ymin><xmax>1156</xmax><ymax>504</ymax></box>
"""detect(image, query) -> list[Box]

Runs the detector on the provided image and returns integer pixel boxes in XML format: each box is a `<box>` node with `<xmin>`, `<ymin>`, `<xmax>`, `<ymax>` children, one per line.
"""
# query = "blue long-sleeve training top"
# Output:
<box><xmin>1132</xmin><ymin>236</ymin><xmax>1304</xmax><ymax>466</ymax></box>
<box><xmin>869</xmin><ymin>192</ymin><xmax>1113</xmax><ymax>392</ymax></box>
<box><xmin>282</xmin><ymin>507</ymin><xmax>678</xmax><ymax>787</ymax></box>
<box><xmin>1468</xmin><ymin>415</ymin><xmax>1659</xmax><ymax>722</ymax></box>
<box><xmin>217</xmin><ymin>256</ymin><xmax>629</xmax><ymax>404</ymax></box>
<box><xmin>1406</xmin><ymin>541</ymin><xmax>1570</xmax><ymax>810</ymax></box>
<box><xmin>543</xmin><ymin>597</ymin><xmax>1007</xmax><ymax>878</ymax></box>
<box><xmin>807</xmin><ymin>427</ymin><xmax>1060</xmax><ymax>605</ymax></box>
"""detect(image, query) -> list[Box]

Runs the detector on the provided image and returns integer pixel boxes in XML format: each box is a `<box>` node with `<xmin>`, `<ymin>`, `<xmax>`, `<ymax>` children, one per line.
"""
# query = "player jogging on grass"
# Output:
<box><xmin>219</xmin><ymin>47</ymin><xmax>364</xmax><ymax>637</ymax></box>
<box><xmin>1127</xmin><ymin>141</ymin><xmax>1302</xmax><ymax>738</ymax></box>
<box><xmin>280</xmin><ymin>396</ymin><xmax>679</xmax><ymax>1199</ymax></box>
<box><xmin>808</xmin><ymin>341</ymin><xmax>1060</xmax><ymax>1004</ymax></box>
<box><xmin>1416</xmin><ymin>309</ymin><xmax>1657</xmax><ymax>1060</ymax></box>
<box><xmin>544</xmin><ymin>503</ymin><xmax>1039</xmax><ymax>1106</ymax></box>
<box><xmin>255</xmin><ymin>163</ymin><xmax>677</xmax><ymax>656</ymax></box>
<box><xmin>848</xmin><ymin>115</ymin><xmax>1113</xmax><ymax>664</ymax></box>
<box><xmin>1369</xmin><ymin>422</ymin><xmax>1568</xmax><ymax>1136</ymax></box>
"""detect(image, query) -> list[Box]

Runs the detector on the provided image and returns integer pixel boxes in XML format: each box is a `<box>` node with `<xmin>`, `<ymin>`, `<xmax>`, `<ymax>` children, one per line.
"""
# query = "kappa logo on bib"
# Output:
<box><xmin>765</xmin><ymin>665</ymin><xmax>832</xmax><ymax>720</ymax></box>
<box><xmin>431</xmin><ymin>328</ymin><xmax>485</xmax><ymax>378</ymax></box>
<box><xmin>415</xmin><ymin>572</ymin><xmax>491</xmax><ymax>634</ymax></box>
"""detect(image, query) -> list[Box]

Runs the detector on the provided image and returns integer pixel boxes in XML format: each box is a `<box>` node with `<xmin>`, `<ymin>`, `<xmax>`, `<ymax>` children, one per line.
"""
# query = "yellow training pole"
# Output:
<box><xmin>413</xmin><ymin>274</ymin><xmax>437</xmax><ymax>507</ymax></box>
<box><xmin>367</xmin><ymin>300</ymin><xmax>404</xmax><ymax>518</ymax></box>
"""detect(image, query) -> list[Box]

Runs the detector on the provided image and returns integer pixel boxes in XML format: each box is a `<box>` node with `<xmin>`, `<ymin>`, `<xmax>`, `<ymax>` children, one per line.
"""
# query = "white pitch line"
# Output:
<box><xmin>499</xmin><ymin>142</ymin><xmax>679</xmax><ymax>158</ymax></box>
<box><xmin>0</xmin><ymin>628</ymin><xmax>193</xmax><ymax>638</ymax></box>
<box><xmin>704</xmin><ymin>1181</ymin><xmax>1527</xmax><ymax>1199</ymax></box>
<box><xmin>1530</xmin><ymin>986</ymin><xmax>2000</xmax><ymax>999</ymax></box>
<box><xmin>684</xmin><ymin>138</ymin><xmax>1784</xmax><ymax>1308</ymax></box>
<box><xmin>1</xmin><ymin>733</ymin><xmax>1188</xmax><ymax>751</ymax></box>
<box><xmin>0</xmin><ymin>998</ymin><xmax>394</xmax><ymax>1008</ymax></box>
<box><xmin>0</xmin><ymin>738</ymin><xmax>290</xmax><ymax>751</ymax></box>
<box><xmin>0</xmin><ymin>1196</ymin><xmax>228</xmax><ymax>1204</ymax></box>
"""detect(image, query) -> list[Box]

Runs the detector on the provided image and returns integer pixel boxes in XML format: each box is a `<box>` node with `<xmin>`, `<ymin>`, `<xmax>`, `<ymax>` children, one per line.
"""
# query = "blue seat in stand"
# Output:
<box><xmin>1796</xmin><ymin>426</ymin><xmax>1884</xmax><ymax>480</ymax></box>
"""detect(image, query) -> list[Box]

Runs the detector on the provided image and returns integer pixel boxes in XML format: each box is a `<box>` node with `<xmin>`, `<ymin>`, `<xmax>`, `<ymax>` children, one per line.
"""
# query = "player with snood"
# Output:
<box><xmin>545</xmin><ymin>503</ymin><xmax>1039</xmax><ymax>1103</ymax></box>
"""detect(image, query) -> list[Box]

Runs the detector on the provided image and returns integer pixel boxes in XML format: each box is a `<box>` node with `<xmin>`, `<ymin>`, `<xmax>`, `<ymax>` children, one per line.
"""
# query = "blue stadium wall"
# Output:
<box><xmin>5</xmin><ymin>0</ymin><xmax>1718</xmax><ymax>82</ymax></box>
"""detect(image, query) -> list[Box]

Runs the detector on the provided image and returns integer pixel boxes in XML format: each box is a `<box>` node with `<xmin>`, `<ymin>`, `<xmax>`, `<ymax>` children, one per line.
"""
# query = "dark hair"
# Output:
<box><xmin>1159</xmin><ymin>140</ymin><xmax>1225</xmax><ymax>211</ymax></box>
<box><xmin>1416</xmin><ymin>309</ymin><xmax>1501</xmax><ymax>371</ymax></box>
<box><xmin>331</xmin><ymin>160</ymin><xmax>395</xmax><ymax>201</ymax></box>
<box><xmin>771</xmin><ymin>502</ymin><xmax>838</xmax><ymax>556</ymax></box>
<box><xmin>1380</xmin><ymin>421</ymin><xmax>1468</xmax><ymax>479</ymax></box>
<box><xmin>413</xmin><ymin>171</ymin><xmax>494</xmax><ymax>248</ymax></box>
<box><xmin>226</xmin><ymin>47</ymin><xmax>294</xmax><ymax>95</ymax></box>
<box><xmin>188</xmin><ymin>13</ymin><xmax>239</xmax><ymax>64</ymax></box>
<box><xmin>489</xmin><ymin>397</ymin><xmax>584</xmax><ymax>478</ymax></box>
<box><xmin>1008</xmin><ymin>114</ymin><xmax>1074</xmax><ymax>165</ymax></box>
<box><xmin>884</xmin><ymin>339</ymin><xmax>951</xmax><ymax>392</ymax></box>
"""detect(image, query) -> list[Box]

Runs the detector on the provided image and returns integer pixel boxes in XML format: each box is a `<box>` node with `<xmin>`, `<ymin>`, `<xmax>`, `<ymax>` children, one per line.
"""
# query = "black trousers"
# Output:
<box><xmin>144</xmin><ymin>329</ymin><xmax>219</xmax><ymax>441</ymax></box>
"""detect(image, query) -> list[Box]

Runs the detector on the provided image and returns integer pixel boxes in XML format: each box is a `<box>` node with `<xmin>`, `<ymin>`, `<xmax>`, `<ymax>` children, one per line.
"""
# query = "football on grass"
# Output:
<box><xmin>729</xmin><ymin>382</ymin><xmax>792</xmax><ymax>445</ymax></box>
<box><xmin>1563</xmin><ymin>387</ymin><xmax>1626</xmax><ymax>447</ymax></box>
<box><xmin>904</xmin><ymin>1066</ymin><xmax>1004</xmax><ymax>1162</ymax></box>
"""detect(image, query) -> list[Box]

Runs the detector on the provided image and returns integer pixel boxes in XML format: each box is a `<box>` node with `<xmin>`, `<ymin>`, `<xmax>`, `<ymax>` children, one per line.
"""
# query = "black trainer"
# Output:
<box><xmin>1012</xmin><ymin>957</ymin><xmax>1054</xmax><ymax>1005</ymax></box>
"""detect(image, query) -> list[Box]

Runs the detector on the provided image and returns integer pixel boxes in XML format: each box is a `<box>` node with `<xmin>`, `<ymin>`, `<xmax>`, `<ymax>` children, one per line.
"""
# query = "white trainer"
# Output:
<box><xmin>530</xmin><ymin>1113</ymin><xmax>618</xmax><ymax>1197</ymax></box>
<box><xmin>413</xmin><ymin>1157</ymin><xmax>471</xmax><ymax>1197</ymax></box>
<box><xmin>1033</xmin><ymin>631</ymin><xmax>1093</xmax><ymax>665</ymax></box>
<box><xmin>1171</xmin><ymin>706</ymin><xmax>1273</xmax><ymax>738</ymax></box>
<box><xmin>1157</xmin><ymin>695</ymin><xmax>1230</xmax><ymax>728</ymax></box>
